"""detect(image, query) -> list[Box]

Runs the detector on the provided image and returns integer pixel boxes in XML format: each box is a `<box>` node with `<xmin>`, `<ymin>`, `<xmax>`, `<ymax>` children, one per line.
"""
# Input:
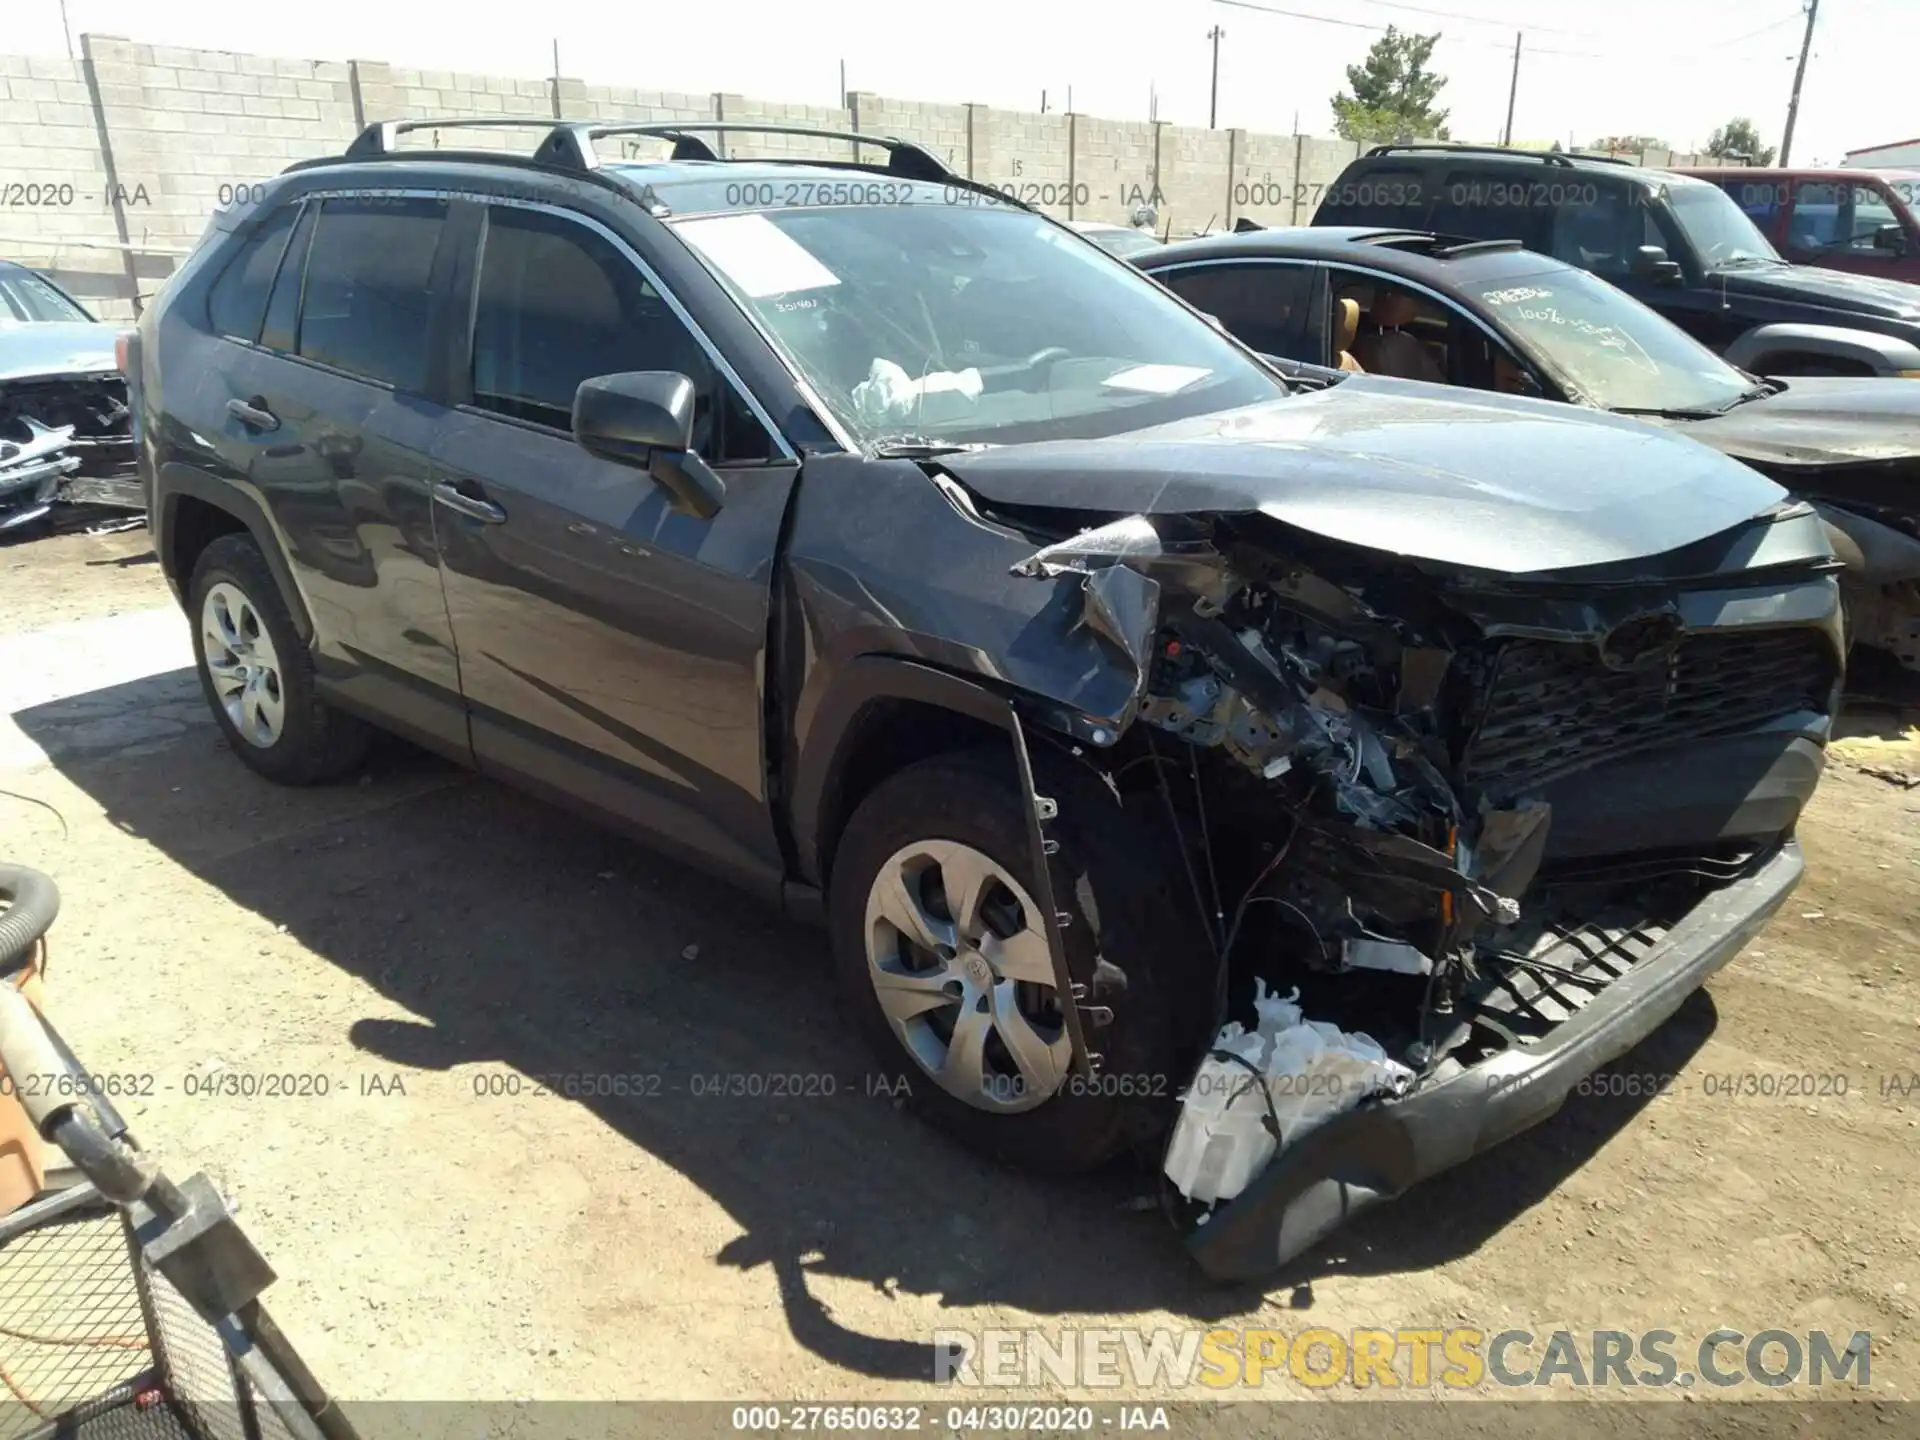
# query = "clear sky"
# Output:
<box><xmin>15</xmin><ymin>0</ymin><xmax>1913</xmax><ymax>165</ymax></box>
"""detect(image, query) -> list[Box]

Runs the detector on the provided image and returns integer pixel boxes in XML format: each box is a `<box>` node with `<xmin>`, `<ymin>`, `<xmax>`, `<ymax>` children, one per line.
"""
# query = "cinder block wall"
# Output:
<box><xmin>0</xmin><ymin>33</ymin><xmax>1708</xmax><ymax>319</ymax></box>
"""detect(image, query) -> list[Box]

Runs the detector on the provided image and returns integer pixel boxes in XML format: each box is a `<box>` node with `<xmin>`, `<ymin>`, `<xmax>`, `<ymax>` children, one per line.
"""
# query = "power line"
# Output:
<box><xmin>1339</xmin><ymin>0</ymin><xmax>1605</xmax><ymax>39</ymax></box>
<box><xmin>1209</xmin><ymin>0</ymin><xmax>1610</xmax><ymax>56</ymax></box>
<box><xmin>1212</xmin><ymin>0</ymin><xmax>1805</xmax><ymax>60</ymax></box>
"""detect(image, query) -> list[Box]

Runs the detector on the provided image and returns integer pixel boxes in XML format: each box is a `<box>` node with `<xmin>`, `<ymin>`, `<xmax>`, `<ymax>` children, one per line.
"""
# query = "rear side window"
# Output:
<box><xmin>1424</xmin><ymin>168</ymin><xmax>1582</xmax><ymax>250</ymax></box>
<box><xmin>205</xmin><ymin>205</ymin><xmax>298</xmax><ymax>342</ymax></box>
<box><xmin>296</xmin><ymin>197</ymin><xmax>447</xmax><ymax>392</ymax></box>
<box><xmin>1157</xmin><ymin>262</ymin><xmax>1315</xmax><ymax>359</ymax></box>
<box><xmin>260</xmin><ymin>203</ymin><xmax>315</xmax><ymax>353</ymax></box>
<box><xmin>470</xmin><ymin>205</ymin><xmax>771</xmax><ymax>462</ymax></box>
<box><xmin>1313</xmin><ymin>168</ymin><xmax>1429</xmax><ymax>228</ymax></box>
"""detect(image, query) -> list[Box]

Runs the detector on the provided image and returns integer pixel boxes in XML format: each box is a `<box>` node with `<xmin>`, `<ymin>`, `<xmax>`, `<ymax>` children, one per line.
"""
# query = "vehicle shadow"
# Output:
<box><xmin>13</xmin><ymin>672</ymin><xmax>1719</xmax><ymax>1379</ymax></box>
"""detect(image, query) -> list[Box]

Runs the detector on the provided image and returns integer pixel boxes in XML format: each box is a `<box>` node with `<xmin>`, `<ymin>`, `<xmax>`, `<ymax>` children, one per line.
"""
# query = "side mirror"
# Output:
<box><xmin>1630</xmin><ymin>245</ymin><xmax>1683</xmax><ymax>283</ymax></box>
<box><xmin>572</xmin><ymin>371</ymin><xmax>725</xmax><ymax>519</ymax></box>
<box><xmin>1872</xmin><ymin>224</ymin><xmax>1909</xmax><ymax>255</ymax></box>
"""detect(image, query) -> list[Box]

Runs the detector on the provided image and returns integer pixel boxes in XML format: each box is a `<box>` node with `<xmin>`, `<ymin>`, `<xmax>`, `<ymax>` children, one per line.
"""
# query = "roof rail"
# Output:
<box><xmin>1365</xmin><ymin>142</ymin><xmax>1578</xmax><ymax>169</ymax></box>
<box><xmin>342</xmin><ymin>118</ymin><xmax>559</xmax><ymax>160</ymax></box>
<box><xmin>1566</xmin><ymin>151</ymin><xmax>1641</xmax><ymax>167</ymax></box>
<box><xmin>533</xmin><ymin>122</ymin><xmax>953</xmax><ymax>180</ymax></box>
<box><xmin>340</xmin><ymin>117</ymin><xmax>953</xmax><ymax>183</ymax></box>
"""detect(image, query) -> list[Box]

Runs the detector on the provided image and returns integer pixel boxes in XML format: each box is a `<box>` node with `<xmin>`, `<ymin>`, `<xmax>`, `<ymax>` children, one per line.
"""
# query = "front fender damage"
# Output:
<box><xmin>1014</xmin><ymin>512</ymin><xmax>1544</xmax><ymax>942</ymax></box>
<box><xmin>1005</xmin><ymin>505</ymin><xmax>1825</xmax><ymax>1241</ymax></box>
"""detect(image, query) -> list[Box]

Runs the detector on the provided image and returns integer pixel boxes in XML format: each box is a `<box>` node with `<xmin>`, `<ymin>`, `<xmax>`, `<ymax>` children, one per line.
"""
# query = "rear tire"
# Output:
<box><xmin>188</xmin><ymin>534</ymin><xmax>370</xmax><ymax>784</ymax></box>
<box><xmin>827</xmin><ymin>747</ymin><xmax>1198</xmax><ymax>1173</ymax></box>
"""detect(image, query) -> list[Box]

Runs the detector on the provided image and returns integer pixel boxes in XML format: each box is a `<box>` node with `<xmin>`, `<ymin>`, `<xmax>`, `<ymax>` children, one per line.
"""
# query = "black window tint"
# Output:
<box><xmin>1314</xmin><ymin>168</ymin><xmax>1429</xmax><ymax>227</ymax></box>
<box><xmin>1158</xmin><ymin>263</ymin><xmax>1313</xmax><ymax>359</ymax></box>
<box><xmin>296</xmin><ymin>197</ymin><xmax>446</xmax><ymax>391</ymax></box>
<box><xmin>1427</xmin><ymin>169</ymin><xmax>1557</xmax><ymax>250</ymax></box>
<box><xmin>205</xmin><ymin>205</ymin><xmax>298</xmax><ymax>342</ymax></box>
<box><xmin>259</xmin><ymin>203</ymin><xmax>314</xmax><ymax>353</ymax></box>
<box><xmin>471</xmin><ymin>206</ymin><xmax>770</xmax><ymax>462</ymax></box>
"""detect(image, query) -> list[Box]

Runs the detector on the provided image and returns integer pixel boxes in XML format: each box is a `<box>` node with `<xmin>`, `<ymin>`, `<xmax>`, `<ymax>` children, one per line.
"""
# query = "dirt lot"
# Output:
<box><xmin>2</xmin><ymin>524</ymin><xmax>1916</xmax><ymax>1417</ymax></box>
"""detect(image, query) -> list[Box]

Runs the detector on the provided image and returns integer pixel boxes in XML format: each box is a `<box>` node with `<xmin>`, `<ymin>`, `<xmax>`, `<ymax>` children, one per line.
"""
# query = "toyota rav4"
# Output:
<box><xmin>127</xmin><ymin>119</ymin><xmax>1843</xmax><ymax>1279</ymax></box>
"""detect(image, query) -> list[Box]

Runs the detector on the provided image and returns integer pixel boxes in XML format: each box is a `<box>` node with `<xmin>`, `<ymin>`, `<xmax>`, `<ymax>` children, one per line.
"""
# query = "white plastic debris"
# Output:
<box><xmin>851</xmin><ymin>357</ymin><xmax>983</xmax><ymax>423</ymax></box>
<box><xmin>1341</xmin><ymin>936</ymin><xmax>1434</xmax><ymax>976</ymax></box>
<box><xmin>1164</xmin><ymin>979</ymin><xmax>1416</xmax><ymax>1205</ymax></box>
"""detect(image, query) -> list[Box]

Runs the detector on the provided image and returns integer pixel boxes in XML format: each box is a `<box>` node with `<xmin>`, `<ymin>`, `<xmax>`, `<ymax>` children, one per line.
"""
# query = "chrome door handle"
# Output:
<box><xmin>226</xmin><ymin>397</ymin><xmax>279</xmax><ymax>432</ymax></box>
<box><xmin>432</xmin><ymin>479</ymin><xmax>507</xmax><ymax>524</ymax></box>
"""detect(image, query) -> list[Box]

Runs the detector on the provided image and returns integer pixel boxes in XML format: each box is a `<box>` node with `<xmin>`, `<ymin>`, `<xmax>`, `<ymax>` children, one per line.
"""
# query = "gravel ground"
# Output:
<box><xmin>1</xmin><ymin>523</ymin><xmax>1915</xmax><ymax>1421</ymax></box>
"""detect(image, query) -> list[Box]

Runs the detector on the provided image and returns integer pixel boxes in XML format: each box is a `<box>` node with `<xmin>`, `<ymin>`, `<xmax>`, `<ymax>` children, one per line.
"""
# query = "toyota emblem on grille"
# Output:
<box><xmin>1596</xmin><ymin>610</ymin><xmax>1686</xmax><ymax>672</ymax></box>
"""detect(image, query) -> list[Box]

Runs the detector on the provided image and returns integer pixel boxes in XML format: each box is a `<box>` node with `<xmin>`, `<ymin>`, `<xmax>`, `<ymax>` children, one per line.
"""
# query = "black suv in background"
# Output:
<box><xmin>1314</xmin><ymin>143</ymin><xmax>1920</xmax><ymax>377</ymax></box>
<box><xmin>127</xmin><ymin>118</ymin><xmax>1841</xmax><ymax>1280</ymax></box>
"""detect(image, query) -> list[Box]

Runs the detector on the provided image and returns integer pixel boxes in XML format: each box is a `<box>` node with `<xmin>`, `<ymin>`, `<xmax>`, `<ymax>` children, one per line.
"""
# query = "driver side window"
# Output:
<box><xmin>471</xmin><ymin>206</ymin><xmax>772</xmax><ymax>463</ymax></box>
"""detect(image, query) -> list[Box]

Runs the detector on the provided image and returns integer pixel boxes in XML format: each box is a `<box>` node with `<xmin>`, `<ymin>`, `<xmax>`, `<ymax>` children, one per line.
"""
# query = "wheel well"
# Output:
<box><xmin>816</xmin><ymin>698</ymin><xmax>1011</xmax><ymax>884</ymax></box>
<box><xmin>166</xmin><ymin>494</ymin><xmax>247</xmax><ymax>588</ymax></box>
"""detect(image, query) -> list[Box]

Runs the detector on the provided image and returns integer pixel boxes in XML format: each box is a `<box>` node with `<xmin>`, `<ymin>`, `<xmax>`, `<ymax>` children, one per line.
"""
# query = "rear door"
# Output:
<box><xmin>429</xmin><ymin>200</ymin><xmax>801</xmax><ymax>892</ymax></box>
<box><xmin>204</xmin><ymin>192</ymin><xmax>469</xmax><ymax>754</ymax></box>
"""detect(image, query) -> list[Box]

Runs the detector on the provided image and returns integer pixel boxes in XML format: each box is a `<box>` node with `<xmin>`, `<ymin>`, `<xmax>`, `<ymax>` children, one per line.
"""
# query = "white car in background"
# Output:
<box><xmin>0</xmin><ymin>260</ymin><xmax>139</xmax><ymax>533</ymax></box>
<box><xmin>1065</xmin><ymin>219</ymin><xmax>1164</xmax><ymax>259</ymax></box>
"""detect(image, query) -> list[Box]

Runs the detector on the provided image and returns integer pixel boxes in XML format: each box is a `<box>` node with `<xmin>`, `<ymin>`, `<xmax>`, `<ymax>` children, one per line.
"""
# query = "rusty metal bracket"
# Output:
<box><xmin>1007</xmin><ymin>705</ymin><xmax>1101</xmax><ymax>1079</ymax></box>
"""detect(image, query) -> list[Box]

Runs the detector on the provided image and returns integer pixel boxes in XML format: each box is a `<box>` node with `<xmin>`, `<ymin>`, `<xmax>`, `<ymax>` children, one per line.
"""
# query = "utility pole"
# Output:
<box><xmin>1502</xmin><ymin>32</ymin><xmax>1522</xmax><ymax>145</ymax></box>
<box><xmin>59</xmin><ymin>0</ymin><xmax>74</xmax><ymax>61</ymax></box>
<box><xmin>1780</xmin><ymin>0</ymin><xmax>1819</xmax><ymax>165</ymax></box>
<box><xmin>839</xmin><ymin>59</ymin><xmax>846</xmax><ymax>105</ymax></box>
<box><xmin>1207</xmin><ymin>25</ymin><xmax>1225</xmax><ymax>129</ymax></box>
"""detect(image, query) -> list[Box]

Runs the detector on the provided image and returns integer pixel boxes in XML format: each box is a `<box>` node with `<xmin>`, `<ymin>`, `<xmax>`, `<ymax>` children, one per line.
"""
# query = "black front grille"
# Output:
<box><xmin>1459</xmin><ymin>627</ymin><xmax>1833</xmax><ymax>796</ymax></box>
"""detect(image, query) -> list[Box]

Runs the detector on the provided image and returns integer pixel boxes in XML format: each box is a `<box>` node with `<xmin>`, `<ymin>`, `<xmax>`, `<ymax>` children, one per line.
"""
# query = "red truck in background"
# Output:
<box><xmin>1682</xmin><ymin>166</ymin><xmax>1920</xmax><ymax>282</ymax></box>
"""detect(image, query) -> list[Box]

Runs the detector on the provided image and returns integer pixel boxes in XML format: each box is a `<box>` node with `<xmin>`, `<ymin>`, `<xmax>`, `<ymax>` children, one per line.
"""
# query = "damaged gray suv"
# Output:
<box><xmin>129</xmin><ymin>120</ymin><xmax>1843</xmax><ymax>1280</ymax></box>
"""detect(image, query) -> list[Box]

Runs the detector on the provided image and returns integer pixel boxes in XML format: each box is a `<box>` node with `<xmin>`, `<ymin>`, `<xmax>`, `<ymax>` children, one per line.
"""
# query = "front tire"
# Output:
<box><xmin>188</xmin><ymin>534</ymin><xmax>370</xmax><ymax>784</ymax></box>
<box><xmin>828</xmin><ymin>748</ymin><xmax>1194</xmax><ymax>1173</ymax></box>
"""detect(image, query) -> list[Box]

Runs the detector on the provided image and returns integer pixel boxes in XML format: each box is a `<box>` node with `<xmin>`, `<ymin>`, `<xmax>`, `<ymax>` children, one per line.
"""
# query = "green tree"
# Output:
<box><xmin>1331</xmin><ymin>27</ymin><xmax>1451</xmax><ymax>146</ymax></box>
<box><xmin>1705</xmin><ymin>118</ymin><xmax>1776</xmax><ymax>165</ymax></box>
<box><xmin>1591</xmin><ymin>134</ymin><xmax>1670</xmax><ymax>155</ymax></box>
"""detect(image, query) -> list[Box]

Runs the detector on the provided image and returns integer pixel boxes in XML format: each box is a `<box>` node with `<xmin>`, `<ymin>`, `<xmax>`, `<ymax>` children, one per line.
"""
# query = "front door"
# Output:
<box><xmin>429</xmin><ymin>201</ymin><xmax>800</xmax><ymax>892</ymax></box>
<box><xmin>1785</xmin><ymin>179</ymin><xmax>1917</xmax><ymax>279</ymax></box>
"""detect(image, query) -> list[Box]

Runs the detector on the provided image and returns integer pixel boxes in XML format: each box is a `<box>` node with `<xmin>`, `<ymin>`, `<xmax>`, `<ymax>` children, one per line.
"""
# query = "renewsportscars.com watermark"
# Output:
<box><xmin>931</xmin><ymin>1326</ymin><xmax>1874</xmax><ymax>1391</ymax></box>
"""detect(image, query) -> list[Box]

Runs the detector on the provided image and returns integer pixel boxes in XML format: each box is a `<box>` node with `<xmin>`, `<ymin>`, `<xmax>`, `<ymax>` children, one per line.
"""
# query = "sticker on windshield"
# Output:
<box><xmin>1102</xmin><ymin>363</ymin><xmax>1211</xmax><ymax>394</ymax></box>
<box><xmin>1481</xmin><ymin>286</ymin><xmax>1554</xmax><ymax>306</ymax></box>
<box><xmin>675</xmin><ymin>213</ymin><xmax>842</xmax><ymax>298</ymax></box>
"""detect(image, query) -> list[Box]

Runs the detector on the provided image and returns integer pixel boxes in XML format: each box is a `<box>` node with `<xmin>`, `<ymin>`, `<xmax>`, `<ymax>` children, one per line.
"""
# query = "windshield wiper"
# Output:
<box><xmin>871</xmin><ymin>436</ymin><xmax>993</xmax><ymax>459</ymax></box>
<box><xmin>1613</xmin><ymin>405</ymin><xmax>1729</xmax><ymax>420</ymax></box>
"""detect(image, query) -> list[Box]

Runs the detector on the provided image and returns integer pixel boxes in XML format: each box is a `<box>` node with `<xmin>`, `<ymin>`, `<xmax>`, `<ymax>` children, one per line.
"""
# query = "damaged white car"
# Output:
<box><xmin>0</xmin><ymin>259</ymin><xmax>139</xmax><ymax>533</ymax></box>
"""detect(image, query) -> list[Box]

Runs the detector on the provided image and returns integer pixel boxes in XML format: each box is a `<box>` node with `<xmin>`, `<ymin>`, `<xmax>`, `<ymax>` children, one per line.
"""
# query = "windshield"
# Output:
<box><xmin>671</xmin><ymin>204</ymin><xmax>1279</xmax><ymax>448</ymax></box>
<box><xmin>1476</xmin><ymin>264</ymin><xmax>1752</xmax><ymax>413</ymax></box>
<box><xmin>1663</xmin><ymin>183</ymin><xmax>1783</xmax><ymax>267</ymax></box>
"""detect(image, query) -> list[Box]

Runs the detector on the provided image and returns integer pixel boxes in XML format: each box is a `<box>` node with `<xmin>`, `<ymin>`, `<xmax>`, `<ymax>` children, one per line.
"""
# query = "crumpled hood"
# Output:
<box><xmin>1716</xmin><ymin>262</ymin><xmax>1920</xmax><ymax>323</ymax></box>
<box><xmin>0</xmin><ymin>322</ymin><xmax>119</xmax><ymax>383</ymax></box>
<box><xmin>1659</xmin><ymin>375</ymin><xmax>1920</xmax><ymax>469</ymax></box>
<box><xmin>940</xmin><ymin>380</ymin><xmax>1789</xmax><ymax>574</ymax></box>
